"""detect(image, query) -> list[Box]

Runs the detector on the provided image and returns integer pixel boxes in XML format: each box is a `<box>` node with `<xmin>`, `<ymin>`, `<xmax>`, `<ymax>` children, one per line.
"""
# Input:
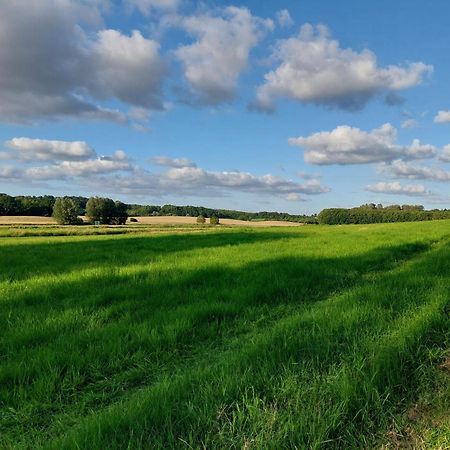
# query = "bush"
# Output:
<box><xmin>52</xmin><ymin>197</ymin><xmax>80</xmax><ymax>225</ymax></box>
<box><xmin>196</xmin><ymin>215</ymin><xmax>205</xmax><ymax>224</ymax></box>
<box><xmin>210</xmin><ymin>216</ymin><xmax>219</xmax><ymax>225</ymax></box>
<box><xmin>130</xmin><ymin>217</ymin><xmax>138</xmax><ymax>223</ymax></box>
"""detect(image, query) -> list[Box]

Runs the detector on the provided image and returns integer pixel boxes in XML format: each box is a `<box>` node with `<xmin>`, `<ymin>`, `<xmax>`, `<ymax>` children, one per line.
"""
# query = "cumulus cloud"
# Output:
<box><xmin>0</xmin><ymin>0</ymin><xmax>166</xmax><ymax>124</ymax></box>
<box><xmin>288</xmin><ymin>123</ymin><xmax>436</xmax><ymax>165</ymax></box>
<box><xmin>151</xmin><ymin>156</ymin><xmax>197</xmax><ymax>168</ymax></box>
<box><xmin>276</xmin><ymin>10</ymin><xmax>294</xmax><ymax>28</ymax></box>
<box><xmin>253</xmin><ymin>24</ymin><xmax>432</xmax><ymax>112</ymax></box>
<box><xmin>380</xmin><ymin>159</ymin><xmax>450</xmax><ymax>182</ymax></box>
<box><xmin>365</xmin><ymin>181</ymin><xmax>427</xmax><ymax>196</ymax></box>
<box><xmin>89</xmin><ymin>29</ymin><xmax>167</xmax><ymax>110</ymax></box>
<box><xmin>174</xmin><ymin>6</ymin><xmax>273</xmax><ymax>105</ymax></box>
<box><xmin>5</xmin><ymin>138</ymin><xmax>95</xmax><ymax>161</ymax></box>
<box><xmin>434</xmin><ymin>110</ymin><xmax>450</xmax><ymax>124</ymax></box>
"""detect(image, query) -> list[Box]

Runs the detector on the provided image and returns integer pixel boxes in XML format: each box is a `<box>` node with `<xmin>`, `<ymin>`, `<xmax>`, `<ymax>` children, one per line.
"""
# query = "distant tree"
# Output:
<box><xmin>210</xmin><ymin>215</ymin><xmax>219</xmax><ymax>225</ymax></box>
<box><xmin>52</xmin><ymin>197</ymin><xmax>80</xmax><ymax>225</ymax></box>
<box><xmin>196</xmin><ymin>215</ymin><xmax>205</xmax><ymax>224</ymax></box>
<box><xmin>0</xmin><ymin>194</ymin><xmax>19</xmax><ymax>215</ymax></box>
<box><xmin>86</xmin><ymin>197</ymin><xmax>116</xmax><ymax>224</ymax></box>
<box><xmin>113</xmin><ymin>201</ymin><xmax>128</xmax><ymax>225</ymax></box>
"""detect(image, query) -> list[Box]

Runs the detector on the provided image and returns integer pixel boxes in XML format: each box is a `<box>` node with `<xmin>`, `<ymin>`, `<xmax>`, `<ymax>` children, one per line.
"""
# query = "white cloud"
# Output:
<box><xmin>401</xmin><ymin>118</ymin><xmax>417</xmax><ymax>129</ymax></box>
<box><xmin>151</xmin><ymin>156</ymin><xmax>196</xmax><ymax>168</ymax></box>
<box><xmin>365</xmin><ymin>181</ymin><xmax>427</xmax><ymax>196</ymax></box>
<box><xmin>380</xmin><ymin>159</ymin><xmax>450</xmax><ymax>182</ymax></box>
<box><xmin>24</xmin><ymin>151</ymin><xmax>132</xmax><ymax>180</ymax></box>
<box><xmin>126</xmin><ymin>0</ymin><xmax>180</xmax><ymax>16</ymax></box>
<box><xmin>5</xmin><ymin>138</ymin><xmax>95</xmax><ymax>161</ymax></box>
<box><xmin>434</xmin><ymin>110</ymin><xmax>450</xmax><ymax>124</ymax></box>
<box><xmin>84</xmin><ymin>159</ymin><xmax>330</xmax><ymax>200</ymax></box>
<box><xmin>89</xmin><ymin>29</ymin><xmax>166</xmax><ymax>110</ymax></box>
<box><xmin>288</xmin><ymin>123</ymin><xmax>436</xmax><ymax>165</ymax></box>
<box><xmin>0</xmin><ymin>167</ymin><xmax>23</xmax><ymax>180</ymax></box>
<box><xmin>174</xmin><ymin>6</ymin><xmax>273</xmax><ymax>105</ymax></box>
<box><xmin>276</xmin><ymin>10</ymin><xmax>294</xmax><ymax>28</ymax></box>
<box><xmin>253</xmin><ymin>24</ymin><xmax>432</xmax><ymax>112</ymax></box>
<box><xmin>441</xmin><ymin>144</ymin><xmax>450</xmax><ymax>162</ymax></box>
<box><xmin>0</xmin><ymin>0</ymin><xmax>166</xmax><ymax>123</ymax></box>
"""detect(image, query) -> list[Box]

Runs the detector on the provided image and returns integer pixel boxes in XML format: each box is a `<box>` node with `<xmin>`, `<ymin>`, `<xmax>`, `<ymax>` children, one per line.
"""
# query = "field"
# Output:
<box><xmin>0</xmin><ymin>221</ymin><xmax>449</xmax><ymax>449</ymax></box>
<box><xmin>0</xmin><ymin>215</ymin><xmax>303</xmax><ymax>227</ymax></box>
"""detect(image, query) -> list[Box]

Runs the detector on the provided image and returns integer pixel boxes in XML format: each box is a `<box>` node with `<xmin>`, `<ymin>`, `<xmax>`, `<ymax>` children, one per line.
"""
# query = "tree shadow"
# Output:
<box><xmin>0</xmin><ymin>230</ymin><xmax>302</xmax><ymax>282</ymax></box>
<box><xmin>0</xmin><ymin>240</ymin><xmax>436</xmax><ymax>445</ymax></box>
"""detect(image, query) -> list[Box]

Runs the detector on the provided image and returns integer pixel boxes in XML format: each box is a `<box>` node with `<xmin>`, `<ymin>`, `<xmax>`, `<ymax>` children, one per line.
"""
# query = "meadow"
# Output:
<box><xmin>0</xmin><ymin>221</ymin><xmax>449</xmax><ymax>449</ymax></box>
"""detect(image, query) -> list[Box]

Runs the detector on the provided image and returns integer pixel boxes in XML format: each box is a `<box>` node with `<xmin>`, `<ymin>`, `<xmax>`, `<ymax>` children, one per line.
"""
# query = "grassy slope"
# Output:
<box><xmin>0</xmin><ymin>221</ymin><xmax>449</xmax><ymax>449</ymax></box>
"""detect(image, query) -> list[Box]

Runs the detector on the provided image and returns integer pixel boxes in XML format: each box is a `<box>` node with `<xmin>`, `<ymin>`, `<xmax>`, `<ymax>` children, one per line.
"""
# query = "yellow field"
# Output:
<box><xmin>0</xmin><ymin>215</ymin><xmax>303</xmax><ymax>227</ymax></box>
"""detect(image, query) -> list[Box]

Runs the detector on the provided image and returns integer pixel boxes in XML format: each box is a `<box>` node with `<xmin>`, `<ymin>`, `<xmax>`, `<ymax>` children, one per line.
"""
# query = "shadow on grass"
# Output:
<box><xmin>1</xmin><ymin>241</ymin><xmax>430</xmax><ymax>362</ymax></box>
<box><xmin>0</xmin><ymin>230</ymin><xmax>302</xmax><ymax>282</ymax></box>
<box><xmin>1</xmin><ymin>238</ymin><xmax>447</xmax><ymax>449</ymax></box>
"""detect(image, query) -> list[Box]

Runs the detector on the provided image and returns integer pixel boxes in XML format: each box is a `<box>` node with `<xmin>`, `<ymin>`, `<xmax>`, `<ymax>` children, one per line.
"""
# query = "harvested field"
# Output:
<box><xmin>0</xmin><ymin>216</ymin><xmax>303</xmax><ymax>227</ymax></box>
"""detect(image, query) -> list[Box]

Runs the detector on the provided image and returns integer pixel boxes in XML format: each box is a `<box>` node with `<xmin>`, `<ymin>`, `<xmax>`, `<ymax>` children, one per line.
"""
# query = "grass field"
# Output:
<box><xmin>0</xmin><ymin>221</ymin><xmax>449</xmax><ymax>449</ymax></box>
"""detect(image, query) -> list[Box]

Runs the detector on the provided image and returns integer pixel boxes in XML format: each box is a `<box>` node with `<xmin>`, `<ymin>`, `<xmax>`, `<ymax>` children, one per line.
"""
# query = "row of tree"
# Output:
<box><xmin>127</xmin><ymin>203</ymin><xmax>316</xmax><ymax>223</ymax></box>
<box><xmin>2</xmin><ymin>193</ymin><xmax>450</xmax><ymax>225</ymax></box>
<box><xmin>52</xmin><ymin>197</ymin><xmax>128</xmax><ymax>225</ymax></box>
<box><xmin>318</xmin><ymin>205</ymin><xmax>450</xmax><ymax>225</ymax></box>
<box><xmin>0</xmin><ymin>193</ymin><xmax>316</xmax><ymax>223</ymax></box>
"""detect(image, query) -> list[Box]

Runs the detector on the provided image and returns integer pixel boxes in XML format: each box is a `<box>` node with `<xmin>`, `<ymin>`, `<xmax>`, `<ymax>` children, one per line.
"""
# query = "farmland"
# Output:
<box><xmin>0</xmin><ymin>221</ymin><xmax>449</xmax><ymax>449</ymax></box>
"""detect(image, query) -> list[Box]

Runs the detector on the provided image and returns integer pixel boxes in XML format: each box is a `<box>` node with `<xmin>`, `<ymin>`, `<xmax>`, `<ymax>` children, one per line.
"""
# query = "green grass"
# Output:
<box><xmin>0</xmin><ymin>221</ymin><xmax>449</xmax><ymax>449</ymax></box>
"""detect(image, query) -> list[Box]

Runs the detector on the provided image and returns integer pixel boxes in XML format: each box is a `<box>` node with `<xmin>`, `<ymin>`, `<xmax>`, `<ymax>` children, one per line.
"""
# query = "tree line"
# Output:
<box><xmin>0</xmin><ymin>193</ymin><xmax>316</xmax><ymax>223</ymax></box>
<box><xmin>2</xmin><ymin>193</ymin><xmax>449</xmax><ymax>225</ymax></box>
<box><xmin>318</xmin><ymin>204</ymin><xmax>450</xmax><ymax>225</ymax></box>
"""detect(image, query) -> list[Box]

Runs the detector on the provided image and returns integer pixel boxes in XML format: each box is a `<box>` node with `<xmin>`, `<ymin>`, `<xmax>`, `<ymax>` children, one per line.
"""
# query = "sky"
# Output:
<box><xmin>1</xmin><ymin>0</ymin><xmax>450</xmax><ymax>214</ymax></box>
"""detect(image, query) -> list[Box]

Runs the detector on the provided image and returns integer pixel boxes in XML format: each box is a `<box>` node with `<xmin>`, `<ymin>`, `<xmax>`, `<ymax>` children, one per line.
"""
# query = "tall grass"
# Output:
<box><xmin>0</xmin><ymin>221</ymin><xmax>449</xmax><ymax>448</ymax></box>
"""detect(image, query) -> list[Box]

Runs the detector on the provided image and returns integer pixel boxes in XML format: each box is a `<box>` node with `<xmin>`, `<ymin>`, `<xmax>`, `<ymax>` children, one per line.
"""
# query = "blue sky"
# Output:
<box><xmin>1</xmin><ymin>0</ymin><xmax>450</xmax><ymax>214</ymax></box>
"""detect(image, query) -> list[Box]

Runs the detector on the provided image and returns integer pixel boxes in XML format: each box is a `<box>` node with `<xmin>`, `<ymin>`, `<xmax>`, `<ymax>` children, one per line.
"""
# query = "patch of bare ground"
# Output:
<box><xmin>382</xmin><ymin>353</ymin><xmax>450</xmax><ymax>450</ymax></box>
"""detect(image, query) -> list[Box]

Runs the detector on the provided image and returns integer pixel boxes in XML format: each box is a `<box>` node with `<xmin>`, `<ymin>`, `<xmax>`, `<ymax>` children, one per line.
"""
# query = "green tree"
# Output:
<box><xmin>0</xmin><ymin>194</ymin><xmax>19</xmax><ymax>215</ymax></box>
<box><xmin>210</xmin><ymin>215</ymin><xmax>219</xmax><ymax>225</ymax></box>
<box><xmin>196</xmin><ymin>215</ymin><xmax>205</xmax><ymax>224</ymax></box>
<box><xmin>52</xmin><ymin>197</ymin><xmax>80</xmax><ymax>225</ymax></box>
<box><xmin>113</xmin><ymin>201</ymin><xmax>128</xmax><ymax>225</ymax></box>
<box><xmin>86</xmin><ymin>197</ymin><xmax>116</xmax><ymax>224</ymax></box>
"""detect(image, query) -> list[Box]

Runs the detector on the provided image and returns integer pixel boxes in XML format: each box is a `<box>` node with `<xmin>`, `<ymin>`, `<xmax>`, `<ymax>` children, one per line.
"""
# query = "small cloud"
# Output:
<box><xmin>151</xmin><ymin>156</ymin><xmax>197</xmax><ymax>168</ymax></box>
<box><xmin>276</xmin><ymin>9</ymin><xmax>294</xmax><ymax>28</ymax></box>
<box><xmin>286</xmin><ymin>193</ymin><xmax>302</xmax><ymax>201</ymax></box>
<box><xmin>401</xmin><ymin>118</ymin><xmax>418</xmax><ymax>129</ymax></box>
<box><xmin>365</xmin><ymin>181</ymin><xmax>428</xmax><ymax>196</ymax></box>
<box><xmin>434</xmin><ymin>110</ymin><xmax>450</xmax><ymax>124</ymax></box>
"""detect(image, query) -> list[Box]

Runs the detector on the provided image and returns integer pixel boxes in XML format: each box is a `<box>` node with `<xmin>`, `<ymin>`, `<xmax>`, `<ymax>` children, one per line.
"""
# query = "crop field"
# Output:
<box><xmin>0</xmin><ymin>221</ymin><xmax>449</xmax><ymax>449</ymax></box>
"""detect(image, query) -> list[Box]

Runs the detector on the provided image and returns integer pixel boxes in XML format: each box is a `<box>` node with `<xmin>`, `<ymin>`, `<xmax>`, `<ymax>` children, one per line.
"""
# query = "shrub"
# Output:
<box><xmin>52</xmin><ymin>197</ymin><xmax>80</xmax><ymax>225</ymax></box>
<box><xmin>210</xmin><ymin>216</ymin><xmax>219</xmax><ymax>225</ymax></box>
<box><xmin>130</xmin><ymin>217</ymin><xmax>138</xmax><ymax>223</ymax></box>
<box><xmin>196</xmin><ymin>215</ymin><xmax>205</xmax><ymax>224</ymax></box>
